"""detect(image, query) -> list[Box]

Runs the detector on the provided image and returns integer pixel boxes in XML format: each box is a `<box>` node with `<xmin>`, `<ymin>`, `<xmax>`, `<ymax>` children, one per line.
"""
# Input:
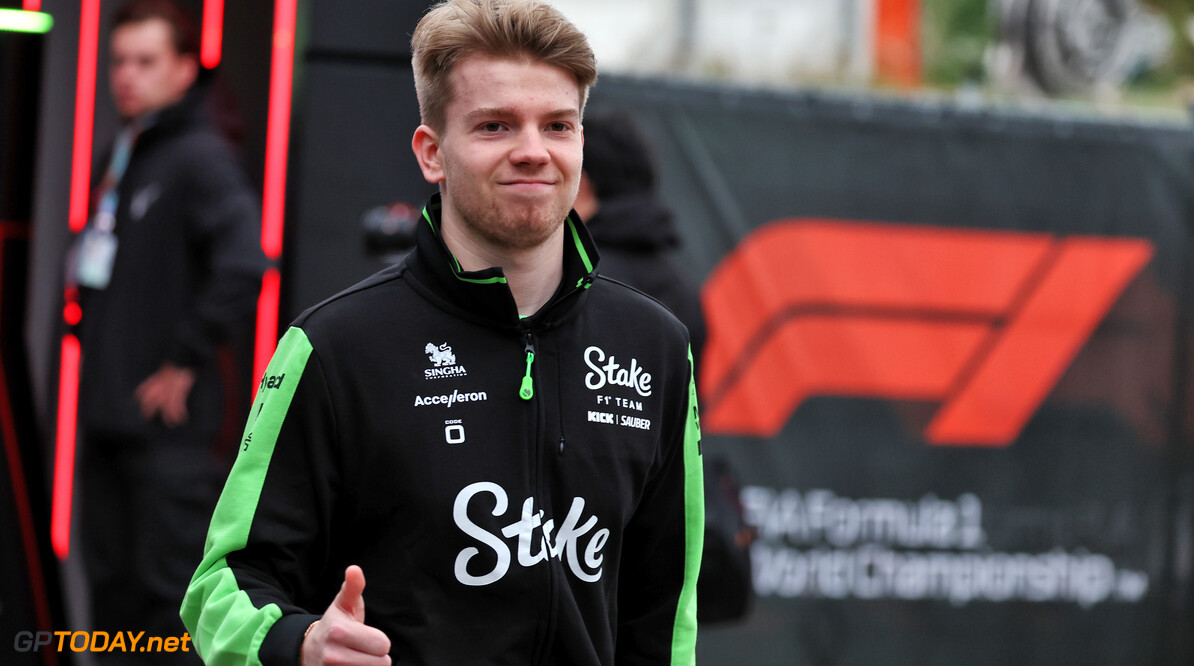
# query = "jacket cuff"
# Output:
<box><xmin>165</xmin><ymin>345</ymin><xmax>203</xmax><ymax>369</ymax></box>
<box><xmin>164</xmin><ymin>327</ymin><xmax>211</xmax><ymax>368</ymax></box>
<box><xmin>259</xmin><ymin>612</ymin><xmax>320</xmax><ymax>666</ymax></box>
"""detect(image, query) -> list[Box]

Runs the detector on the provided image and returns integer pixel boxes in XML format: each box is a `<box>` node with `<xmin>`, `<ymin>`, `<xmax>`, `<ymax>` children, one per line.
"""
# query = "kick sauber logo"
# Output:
<box><xmin>700</xmin><ymin>219</ymin><xmax>1154</xmax><ymax>447</ymax></box>
<box><xmin>425</xmin><ymin>342</ymin><xmax>467</xmax><ymax>379</ymax></box>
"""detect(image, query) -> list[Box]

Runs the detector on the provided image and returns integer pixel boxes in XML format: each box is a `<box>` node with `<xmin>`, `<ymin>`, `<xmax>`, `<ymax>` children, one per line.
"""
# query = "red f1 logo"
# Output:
<box><xmin>699</xmin><ymin>220</ymin><xmax>1154</xmax><ymax>446</ymax></box>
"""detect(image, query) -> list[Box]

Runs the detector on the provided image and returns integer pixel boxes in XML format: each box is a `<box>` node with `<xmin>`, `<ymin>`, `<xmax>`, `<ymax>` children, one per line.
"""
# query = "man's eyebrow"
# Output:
<box><xmin>463</xmin><ymin>107</ymin><xmax>514</xmax><ymax>122</ymax></box>
<box><xmin>463</xmin><ymin>107</ymin><xmax>581</xmax><ymax>122</ymax></box>
<box><xmin>545</xmin><ymin>108</ymin><xmax>582</xmax><ymax>122</ymax></box>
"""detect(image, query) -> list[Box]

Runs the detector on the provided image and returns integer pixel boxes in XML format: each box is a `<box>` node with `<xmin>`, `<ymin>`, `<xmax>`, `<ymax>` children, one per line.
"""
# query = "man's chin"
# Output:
<box><xmin>485</xmin><ymin>216</ymin><xmax>564</xmax><ymax>252</ymax></box>
<box><xmin>115</xmin><ymin>105</ymin><xmax>143</xmax><ymax>120</ymax></box>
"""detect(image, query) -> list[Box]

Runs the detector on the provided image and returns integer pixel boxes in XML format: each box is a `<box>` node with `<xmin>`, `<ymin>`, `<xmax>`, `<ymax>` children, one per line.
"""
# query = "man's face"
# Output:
<box><xmin>418</xmin><ymin>54</ymin><xmax>584</xmax><ymax>252</ymax></box>
<box><xmin>109</xmin><ymin>18</ymin><xmax>196</xmax><ymax>119</ymax></box>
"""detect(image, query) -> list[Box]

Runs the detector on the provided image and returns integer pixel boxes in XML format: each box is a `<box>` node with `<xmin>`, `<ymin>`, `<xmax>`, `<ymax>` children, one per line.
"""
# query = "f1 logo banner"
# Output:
<box><xmin>700</xmin><ymin>220</ymin><xmax>1153</xmax><ymax>446</ymax></box>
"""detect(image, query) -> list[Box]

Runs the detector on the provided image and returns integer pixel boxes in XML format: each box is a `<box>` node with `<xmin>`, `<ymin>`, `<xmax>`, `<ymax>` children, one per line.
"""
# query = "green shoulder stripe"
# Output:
<box><xmin>180</xmin><ymin>327</ymin><xmax>314</xmax><ymax>666</ymax></box>
<box><xmin>671</xmin><ymin>346</ymin><xmax>704</xmax><ymax>665</ymax></box>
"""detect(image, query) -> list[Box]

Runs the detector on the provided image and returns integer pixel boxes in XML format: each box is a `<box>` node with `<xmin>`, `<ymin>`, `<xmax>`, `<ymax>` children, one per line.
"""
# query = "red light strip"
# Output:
<box><xmin>253</xmin><ymin>268</ymin><xmax>281</xmax><ymax>394</ymax></box>
<box><xmin>200</xmin><ymin>0</ymin><xmax>224</xmax><ymax>69</ymax></box>
<box><xmin>53</xmin><ymin>0</ymin><xmax>103</xmax><ymax>560</ymax></box>
<box><xmin>254</xmin><ymin>0</ymin><xmax>297</xmax><ymax>384</ymax></box>
<box><xmin>23</xmin><ymin>1</ymin><xmax>42</xmax><ymax>12</ymax></box>
<box><xmin>67</xmin><ymin>0</ymin><xmax>101</xmax><ymax>233</ymax></box>
<box><xmin>51</xmin><ymin>335</ymin><xmax>81</xmax><ymax>560</ymax></box>
<box><xmin>262</xmin><ymin>0</ymin><xmax>296</xmax><ymax>260</ymax></box>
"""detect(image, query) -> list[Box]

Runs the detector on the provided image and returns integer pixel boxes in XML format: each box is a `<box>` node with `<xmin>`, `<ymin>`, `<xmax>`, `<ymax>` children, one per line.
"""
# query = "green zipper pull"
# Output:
<box><xmin>520</xmin><ymin>335</ymin><xmax>535</xmax><ymax>400</ymax></box>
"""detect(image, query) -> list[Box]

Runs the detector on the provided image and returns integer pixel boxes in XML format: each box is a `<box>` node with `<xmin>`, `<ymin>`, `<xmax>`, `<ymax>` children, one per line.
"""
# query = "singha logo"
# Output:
<box><xmin>425</xmin><ymin>342</ymin><xmax>457</xmax><ymax>367</ymax></box>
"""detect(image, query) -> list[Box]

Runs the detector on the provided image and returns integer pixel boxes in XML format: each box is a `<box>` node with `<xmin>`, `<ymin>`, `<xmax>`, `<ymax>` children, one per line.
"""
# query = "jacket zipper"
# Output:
<box><xmin>520</xmin><ymin>332</ymin><xmax>535</xmax><ymax>400</ymax></box>
<box><xmin>519</xmin><ymin>272</ymin><xmax>590</xmax><ymax>403</ymax></box>
<box><xmin>520</xmin><ymin>327</ymin><xmax>553</xmax><ymax>665</ymax></box>
<box><xmin>520</xmin><ymin>332</ymin><xmax>564</xmax><ymax>456</ymax></box>
<box><xmin>521</xmin><ymin>278</ymin><xmax>594</xmax><ymax>661</ymax></box>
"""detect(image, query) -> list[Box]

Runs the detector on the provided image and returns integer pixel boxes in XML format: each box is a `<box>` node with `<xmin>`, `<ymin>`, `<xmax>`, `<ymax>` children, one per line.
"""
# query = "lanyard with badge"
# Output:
<box><xmin>73</xmin><ymin>121</ymin><xmax>140</xmax><ymax>290</ymax></box>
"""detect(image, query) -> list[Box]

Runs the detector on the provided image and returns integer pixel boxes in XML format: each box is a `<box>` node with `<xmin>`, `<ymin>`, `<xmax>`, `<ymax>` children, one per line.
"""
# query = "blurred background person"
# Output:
<box><xmin>574</xmin><ymin>108</ymin><xmax>753</xmax><ymax>624</ymax></box>
<box><xmin>66</xmin><ymin>0</ymin><xmax>266</xmax><ymax>655</ymax></box>
<box><xmin>572</xmin><ymin>108</ymin><xmax>707</xmax><ymax>371</ymax></box>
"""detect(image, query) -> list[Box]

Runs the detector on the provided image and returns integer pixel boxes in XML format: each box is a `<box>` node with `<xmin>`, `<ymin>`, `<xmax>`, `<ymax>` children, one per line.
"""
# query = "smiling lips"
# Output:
<box><xmin>499</xmin><ymin>179</ymin><xmax>556</xmax><ymax>193</ymax></box>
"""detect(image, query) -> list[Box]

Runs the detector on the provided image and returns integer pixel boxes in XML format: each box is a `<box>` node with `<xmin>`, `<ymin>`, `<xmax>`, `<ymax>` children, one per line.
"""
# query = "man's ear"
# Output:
<box><xmin>178</xmin><ymin>53</ymin><xmax>199</xmax><ymax>92</ymax></box>
<box><xmin>412</xmin><ymin>125</ymin><xmax>445</xmax><ymax>184</ymax></box>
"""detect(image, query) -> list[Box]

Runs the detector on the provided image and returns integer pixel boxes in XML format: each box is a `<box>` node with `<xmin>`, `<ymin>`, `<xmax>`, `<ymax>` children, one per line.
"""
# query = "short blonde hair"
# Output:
<box><xmin>411</xmin><ymin>0</ymin><xmax>597</xmax><ymax>132</ymax></box>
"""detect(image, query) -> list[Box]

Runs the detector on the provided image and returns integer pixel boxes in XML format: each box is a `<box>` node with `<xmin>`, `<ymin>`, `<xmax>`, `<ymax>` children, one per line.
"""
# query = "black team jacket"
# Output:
<box><xmin>181</xmin><ymin>194</ymin><xmax>704</xmax><ymax>665</ymax></box>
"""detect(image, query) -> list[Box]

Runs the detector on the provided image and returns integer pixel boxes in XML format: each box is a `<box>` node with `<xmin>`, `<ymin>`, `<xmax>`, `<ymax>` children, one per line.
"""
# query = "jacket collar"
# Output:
<box><xmin>405</xmin><ymin>193</ymin><xmax>600</xmax><ymax>329</ymax></box>
<box><xmin>125</xmin><ymin>71</ymin><xmax>213</xmax><ymax>146</ymax></box>
<box><xmin>586</xmin><ymin>191</ymin><xmax>680</xmax><ymax>251</ymax></box>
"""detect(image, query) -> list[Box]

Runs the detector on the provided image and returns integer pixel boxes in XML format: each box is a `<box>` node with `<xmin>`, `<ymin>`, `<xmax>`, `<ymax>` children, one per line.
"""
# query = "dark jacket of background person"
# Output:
<box><xmin>76</xmin><ymin>72</ymin><xmax>266</xmax><ymax>441</ymax></box>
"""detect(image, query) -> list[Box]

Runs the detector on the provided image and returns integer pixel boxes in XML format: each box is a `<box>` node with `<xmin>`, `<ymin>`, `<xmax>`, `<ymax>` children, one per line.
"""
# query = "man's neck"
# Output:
<box><xmin>440</xmin><ymin>220</ymin><xmax>565</xmax><ymax>318</ymax></box>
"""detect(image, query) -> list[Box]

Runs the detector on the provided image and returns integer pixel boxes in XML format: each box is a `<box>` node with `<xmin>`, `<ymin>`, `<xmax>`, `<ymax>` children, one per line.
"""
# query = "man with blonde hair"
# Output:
<box><xmin>182</xmin><ymin>1</ymin><xmax>703</xmax><ymax>664</ymax></box>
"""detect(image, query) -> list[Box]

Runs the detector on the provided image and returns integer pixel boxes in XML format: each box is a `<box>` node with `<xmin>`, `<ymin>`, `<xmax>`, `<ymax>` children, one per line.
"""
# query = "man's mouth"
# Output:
<box><xmin>500</xmin><ymin>180</ymin><xmax>555</xmax><ymax>193</ymax></box>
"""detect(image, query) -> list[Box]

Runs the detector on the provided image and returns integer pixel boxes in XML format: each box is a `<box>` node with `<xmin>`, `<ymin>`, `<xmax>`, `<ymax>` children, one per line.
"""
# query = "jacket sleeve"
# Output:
<box><xmin>615</xmin><ymin>346</ymin><xmax>704</xmax><ymax>665</ymax></box>
<box><xmin>168</xmin><ymin>138</ymin><xmax>269</xmax><ymax>368</ymax></box>
<box><xmin>181</xmin><ymin>327</ymin><xmax>337</xmax><ymax>665</ymax></box>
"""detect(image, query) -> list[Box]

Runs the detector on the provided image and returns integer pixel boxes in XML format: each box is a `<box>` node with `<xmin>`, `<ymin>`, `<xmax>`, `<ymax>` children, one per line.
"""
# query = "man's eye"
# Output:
<box><xmin>482</xmin><ymin>122</ymin><xmax>504</xmax><ymax>132</ymax></box>
<box><xmin>548</xmin><ymin>122</ymin><xmax>570</xmax><ymax>133</ymax></box>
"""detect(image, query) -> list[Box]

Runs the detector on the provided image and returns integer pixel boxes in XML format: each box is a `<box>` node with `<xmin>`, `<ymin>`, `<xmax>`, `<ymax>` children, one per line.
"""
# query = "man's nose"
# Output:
<box><xmin>510</xmin><ymin>129</ymin><xmax>550</xmax><ymax>165</ymax></box>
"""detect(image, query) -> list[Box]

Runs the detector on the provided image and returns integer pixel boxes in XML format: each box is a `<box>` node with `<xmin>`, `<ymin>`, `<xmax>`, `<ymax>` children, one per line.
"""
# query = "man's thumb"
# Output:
<box><xmin>334</xmin><ymin>565</ymin><xmax>367</xmax><ymax>621</ymax></box>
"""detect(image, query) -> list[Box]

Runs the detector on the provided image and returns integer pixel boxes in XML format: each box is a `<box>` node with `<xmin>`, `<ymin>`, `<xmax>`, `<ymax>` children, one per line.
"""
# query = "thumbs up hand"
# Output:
<box><xmin>301</xmin><ymin>565</ymin><xmax>392</xmax><ymax>665</ymax></box>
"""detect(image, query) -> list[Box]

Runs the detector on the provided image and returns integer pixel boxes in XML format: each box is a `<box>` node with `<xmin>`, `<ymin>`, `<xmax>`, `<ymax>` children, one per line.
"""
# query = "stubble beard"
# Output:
<box><xmin>448</xmin><ymin>184</ymin><xmax>575</xmax><ymax>252</ymax></box>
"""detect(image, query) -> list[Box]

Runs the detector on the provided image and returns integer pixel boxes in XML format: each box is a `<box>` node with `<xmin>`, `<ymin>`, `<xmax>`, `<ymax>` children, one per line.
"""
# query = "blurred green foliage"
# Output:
<box><xmin>922</xmin><ymin>0</ymin><xmax>990</xmax><ymax>87</ymax></box>
<box><xmin>1142</xmin><ymin>0</ymin><xmax>1193</xmax><ymax>79</ymax></box>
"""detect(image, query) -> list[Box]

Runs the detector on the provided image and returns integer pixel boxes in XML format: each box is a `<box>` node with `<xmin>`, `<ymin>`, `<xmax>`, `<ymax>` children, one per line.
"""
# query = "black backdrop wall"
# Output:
<box><xmin>583</xmin><ymin>79</ymin><xmax>1194</xmax><ymax>665</ymax></box>
<box><xmin>282</xmin><ymin>0</ymin><xmax>435</xmax><ymax>318</ymax></box>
